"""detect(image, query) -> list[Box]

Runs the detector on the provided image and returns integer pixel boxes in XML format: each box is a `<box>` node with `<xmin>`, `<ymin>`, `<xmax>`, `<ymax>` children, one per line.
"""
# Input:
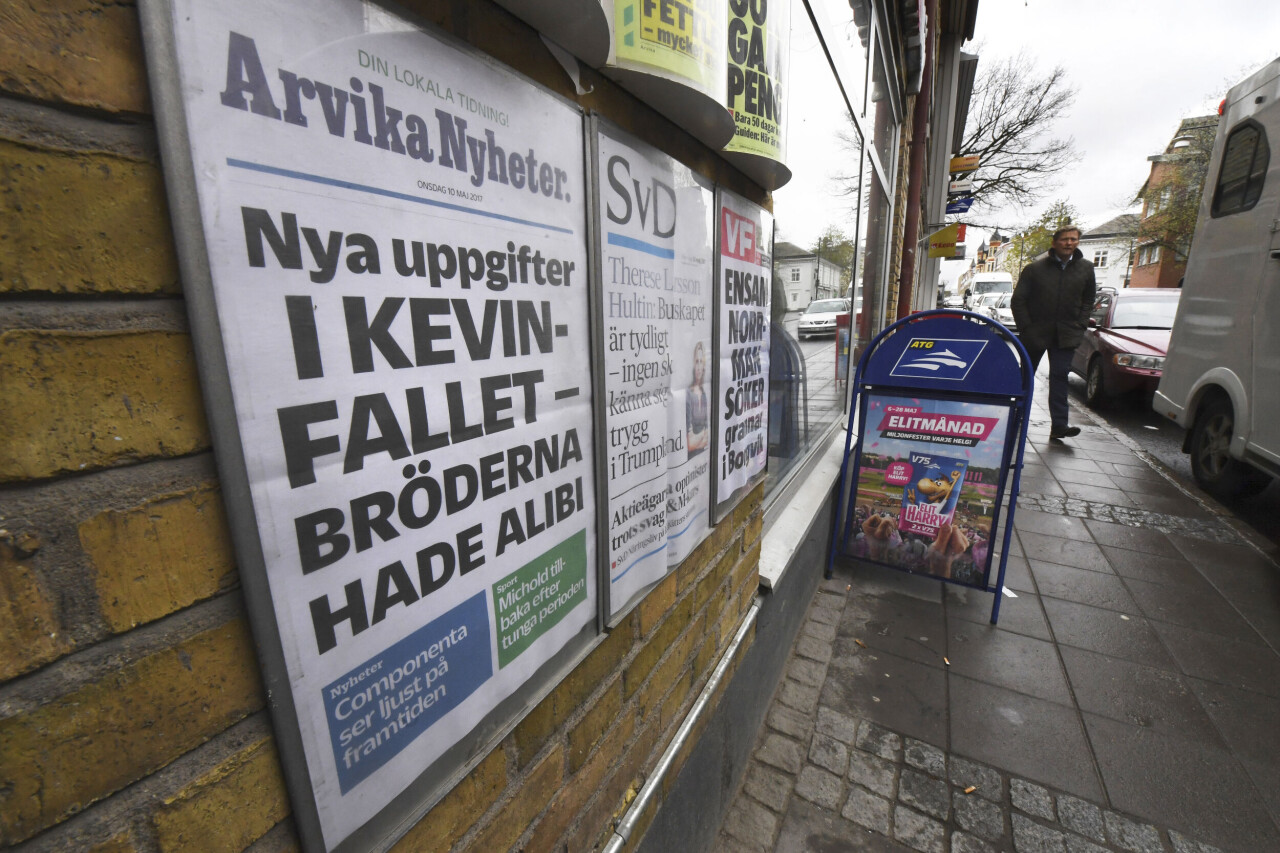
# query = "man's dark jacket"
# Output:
<box><xmin>1010</xmin><ymin>249</ymin><xmax>1096</xmax><ymax>352</ymax></box>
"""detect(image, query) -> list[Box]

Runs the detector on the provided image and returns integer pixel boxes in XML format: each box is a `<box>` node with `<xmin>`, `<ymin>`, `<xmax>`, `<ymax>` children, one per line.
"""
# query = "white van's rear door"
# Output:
<box><xmin>1250</xmin><ymin>196</ymin><xmax>1280</xmax><ymax>464</ymax></box>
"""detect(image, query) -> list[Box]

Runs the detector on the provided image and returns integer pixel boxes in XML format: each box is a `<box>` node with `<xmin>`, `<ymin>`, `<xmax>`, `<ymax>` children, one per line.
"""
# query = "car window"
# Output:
<box><xmin>806</xmin><ymin>300</ymin><xmax>848</xmax><ymax>313</ymax></box>
<box><xmin>1090</xmin><ymin>295</ymin><xmax>1111</xmax><ymax>324</ymax></box>
<box><xmin>1108</xmin><ymin>296</ymin><xmax>1181</xmax><ymax>329</ymax></box>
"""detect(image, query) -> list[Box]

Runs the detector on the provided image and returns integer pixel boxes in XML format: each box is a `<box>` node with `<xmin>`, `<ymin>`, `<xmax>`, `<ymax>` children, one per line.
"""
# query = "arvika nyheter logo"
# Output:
<box><xmin>889</xmin><ymin>338</ymin><xmax>987</xmax><ymax>381</ymax></box>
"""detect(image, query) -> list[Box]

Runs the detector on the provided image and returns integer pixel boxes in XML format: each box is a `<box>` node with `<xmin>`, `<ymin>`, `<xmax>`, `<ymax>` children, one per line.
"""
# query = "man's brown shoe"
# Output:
<box><xmin>1049</xmin><ymin>426</ymin><xmax>1081</xmax><ymax>439</ymax></box>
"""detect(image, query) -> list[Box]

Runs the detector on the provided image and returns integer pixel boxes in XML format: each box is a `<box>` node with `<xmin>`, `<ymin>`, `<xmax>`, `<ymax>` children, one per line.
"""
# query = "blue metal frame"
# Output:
<box><xmin>826</xmin><ymin>310</ymin><xmax>1034</xmax><ymax>624</ymax></box>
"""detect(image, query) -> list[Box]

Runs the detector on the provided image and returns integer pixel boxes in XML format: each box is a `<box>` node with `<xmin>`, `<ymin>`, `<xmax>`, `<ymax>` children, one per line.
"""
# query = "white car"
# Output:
<box><xmin>987</xmin><ymin>292</ymin><xmax>1016</xmax><ymax>334</ymax></box>
<box><xmin>798</xmin><ymin>298</ymin><xmax>851</xmax><ymax>339</ymax></box>
<box><xmin>973</xmin><ymin>292</ymin><xmax>1004</xmax><ymax>316</ymax></box>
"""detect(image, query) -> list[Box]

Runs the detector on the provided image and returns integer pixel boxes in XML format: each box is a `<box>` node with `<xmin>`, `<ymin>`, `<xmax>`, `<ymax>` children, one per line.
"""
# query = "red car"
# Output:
<box><xmin>1071</xmin><ymin>288</ymin><xmax>1182</xmax><ymax>406</ymax></box>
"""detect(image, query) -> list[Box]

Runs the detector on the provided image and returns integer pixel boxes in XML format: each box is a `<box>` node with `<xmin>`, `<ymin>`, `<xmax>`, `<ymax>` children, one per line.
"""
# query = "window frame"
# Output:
<box><xmin>1211</xmin><ymin>118</ymin><xmax>1269</xmax><ymax>218</ymax></box>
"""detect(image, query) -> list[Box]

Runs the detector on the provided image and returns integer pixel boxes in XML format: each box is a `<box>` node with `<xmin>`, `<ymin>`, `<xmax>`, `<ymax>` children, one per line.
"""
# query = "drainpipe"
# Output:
<box><xmin>601</xmin><ymin>599</ymin><xmax>762</xmax><ymax>853</ymax></box>
<box><xmin>895</xmin><ymin>6</ymin><xmax>937</xmax><ymax>318</ymax></box>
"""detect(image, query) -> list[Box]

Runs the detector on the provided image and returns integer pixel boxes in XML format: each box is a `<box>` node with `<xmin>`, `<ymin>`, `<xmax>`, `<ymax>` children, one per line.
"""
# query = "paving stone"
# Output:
<box><xmin>809</xmin><ymin>601</ymin><xmax>842</xmax><ymax>625</ymax></box>
<box><xmin>893</xmin><ymin>805</ymin><xmax>946</xmax><ymax>853</ymax></box>
<box><xmin>815</xmin><ymin>705</ymin><xmax>859</xmax><ymax>744</ymax></box>
<box><xmin>1169</xmin><ymin>830</ymin><xmax>1226</xmax><ymax>853</ymax></box>
<box><xmin>855</xmin><ymin>720</ymin><xmax>902</xmax><ymax>760</ymax></box>
<box><xmin>1065</xmin><ymin>837</ymin><xmax>1111</xmax><ymax>853</ymax></box>
<box><xmin>898</xmin><ymin>769</ymin><xmax>950</xmax><ymax>820</ymax></box>
<box><xmin>794</xmin><ymin>634</ymin><xmax>834</xmax><ymax>664</ymax></box>
<box><xmin>848</xmin><ymin>749</ymin><xmax>896</xmax><ymax>798</ymax></box>
<box><xmin>1104</xmin><ymin>812</ymin><xmax>1163</xmax><ymax>853</ymax></box>
<box><xmin>788</xmin><ymin>656</ymin><xmax>827</xmax><ymax>688</ymax></box>
<box><xmin>949</xmin><ymin>756</ymin><xmax>1004</xmax><ymax>803</ymax></box>
<box><xmin>952</xmin><ymin>832</ymin><xmax>998</xmax><ymax>853</ymax></box>
<box><xmin>795</xmin><ymin>765</ymin><xmax>845</xmax><ymax>810</ymax></box>
<box><xmin>757</xmin><ymin>733</ymin><xmax>805</xmax><ymax>774</ymax></box>
<box><xmin>904</xmin><ymin>738</ymin><xmax>946</xmax><ymax>777</ymax></box>
<box><xmin>743</xmin><ymin>762</ymin><xmax>793</xmax><ymax>812</ymax></box>
<box><xmin>821</xmin><ymin>576</ymin><xmax>852</xmax><ymax>595</ymax></box>
<box><xmin>778</xmin><ymin>678</ymin><xmax>821</xmax><ymax>714</ymax></box>
<box><xmin>721</xmin><ymin>797</ymin><xmax>779</xmax><ymax>851</ymax></box>
<box><xmin>842</xmin><ymin>786</ymin><xmax>892</xmax><ymax>835</ymax></box>
<box><xmin>809</xmin><ymin>732</ymin><xmax>849</xmax><ymax>775</ymax></box>
<box><xmin>1011</xmin><ymin>779</ymin><xmax>1055</xmax><ymax>820</ymax></box>
<box><xmin>802</xmin><ymin>619</ymin><xmax>839</xmax><ymax>644</ymax></box>
<box><xmin>954</xmin><ymin>791</ymin><xmax>1004</xmax><ymax>841</ymax></box>
<box><xmin>768</xmin><ymin>704</ymin><xmax>815</xmax><ymax>742</ymax></box>
<box><xmin>1056</xmin><ymin>795</ymin><xmax>1104</xmax><ymax>842</ymax></box>
<box><xmin>1012</xmin><ymin>814</ymin><xmax>1067</xmax><ymax>853</ymax></box>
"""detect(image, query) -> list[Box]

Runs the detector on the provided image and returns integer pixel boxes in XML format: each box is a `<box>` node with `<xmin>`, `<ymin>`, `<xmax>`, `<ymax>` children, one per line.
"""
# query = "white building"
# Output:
<box><xmin>773</xmin><ymin>241</ymin><xmax>846</xmax><ymax>310</ymax></box>
<box><xmin>1080</xmin><ymin>214</ymin><xmax>1138</xmax><ymax>290</ymax></box>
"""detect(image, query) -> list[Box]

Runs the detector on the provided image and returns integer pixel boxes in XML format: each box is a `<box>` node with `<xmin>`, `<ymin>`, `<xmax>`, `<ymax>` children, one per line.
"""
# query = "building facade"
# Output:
<box><xmin>1079</xmin><ymin>214</ymin><xmax>1139</xmax><ymax>290</ymax></box>
<box><xmin>1132</xmin><ymin>116</ymin><xmax>1218</xmax><ymax>288</ymax></box>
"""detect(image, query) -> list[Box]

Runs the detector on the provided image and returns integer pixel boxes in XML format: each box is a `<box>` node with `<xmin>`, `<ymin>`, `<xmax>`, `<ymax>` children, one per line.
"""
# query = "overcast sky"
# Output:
<box><xmin>770</xmin><ymin>0</ymin><xmax>1280</xmax><ymax>285</ymax></box>
<box><xmin>940</xmin><ymin>0</ymin><xmax>1280</xmax><ymax>282</ymax></box>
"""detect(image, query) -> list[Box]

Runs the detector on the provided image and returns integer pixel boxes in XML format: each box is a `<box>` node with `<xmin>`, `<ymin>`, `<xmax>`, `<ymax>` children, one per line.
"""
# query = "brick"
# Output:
<box><xmin>633</xmin><ymin>616</ymin><xmax>700</xmax><ymax>720</ymax></box>
<box><xmin>795</xmin><ymin>766</ymin><xmax>844</xmax><ymax>810</ymax></box>
<box><xmin>1057</xmin><ymin>796</ymin><xmax>1104</xmax><ymax>842</ymax></box>
<box><xmin>0</xmin><ymin>547</ymin><xmax>71</xmax><ymax>680</ymax></box>
<box><xmin>625</xmin><ymin>596</ymin><xmax>694</xmax><ymax>702</ymax></box>
<box><xmin>391</xmin><ymin>747</ymin><xmax>507</xmax><ymax>853</ymax></box>
<box><xmin>80</xmin><ymin>484</ymin><xmax>236</xmax><ymax>632</ymax></box>
<box><xmin>894</xmin><ymin>805</ymin><xmax>946</xmax><ymax>853</ymax></box>
<box><xmin>1012</xmin><ymin>814</ymin><xmax>1066</xmax><ymax>853</ymax></box>
<box><xmin>515</xmin><ymin>624</ymin><xmax>631</xmax><ymax>769</ymax></box>
<box><xmin>569</xmin><ymin>679</ymin><xmax>622</xmax><ymax>774</ymax></box>
<box><xmin>904</xmin><ymin>739</ymin><xmax>946</xmax><ymax>778</ymax></box>
<box><xmin>1103</xmin><ymin>812</ymin><xmax>1162</xmax><ymax>853</ymax></box>
<box><xmin>0</xmin><ymin>140</ymin><xmax>179</xmax><ymax>295</ymax></box>
<box><xmin>0</xmin><ymin>331</ymin><xmax>209</xmax><ymax>482</ymax></box>
<box><xmin>1011</xmin><ymin>779</ymin><xmax>1054</xmax><ymax>820</ymax></box>
<box><xmin>842</xmin><ymin>786</ymin><xmax>891</xmax><ymax>834</ymax></box>
<box><xmin>949</xmin><ymin>757</ymin><xmax>1003</xmax><ymax>803</ymax></box>
<box><xmin>768</xmin><ymin>704</ymin><xmax>814</xmax><ymax>742</ymax></box>
<box><xmin>756</xmin><ymin>733</ymin><xmax>804</xmax><ymax>775</ymax></box>
<box><xmin>152</xmin><ymin>736</ymin><xmax>287</xmax><ymax>853</ymax></box>
<box><xmin>0</xmin><ymin>619</ymin><xmax>263</xmax><ymax>842</ymax></box>
<box><xmin>743</xmin><ymin>510</ymin><xmax>763</xmax><ymax>548</ymax></box>
<box><xmin>564</xmin><ymin>720</ymin><xmax>659</xmax><ymax>853</ymax></box>
<box><xmin>469</xmin><ymin>744</ymin><xmax>563</xmax><ymax>853</ymax></box>
<box><xmin>809</xmin><ymin>732</ymin><xmax>848</xmax><ymax>775</ymax></box>
<box><xmin>954</xmin><ymin>793</ymin><xmax>1004</xmax><ymax>842</ymax></box>
<box><xmin>524</xmin><ymin>711</ymin><xmax>634</xmax><ymax>853</ymax></box>
<box><xmin>899</xmin><ymin>770</ymin><xmax>950</xmax><ymax>820</ymax></box>
<box><xmin>848</xmin><ymin>750</ymin><xmax>896</xmax><ymax>798</ymax></box>
<box><xmin>743</xmin><ymin>763</ymin><xmax>792</xmax><ymax>811</ymax></box>
<box><xmin>638</xmin><ymin>572</ymin><xmax>678</xmax><ymax>636</ymax></box>
<box><xmin>0</xmin><ymin>0</ymin><xmax>151</xmax><ymax>113</ymax></box>
<box><xmin>730</xmin><ymin>485</ymin><xmax>763</xmax><ymax>531</ymax></box>
<box><xmin>731</xmin><ymin>542</ymin><xmax>761</xmax><ymax>592</ymax></box>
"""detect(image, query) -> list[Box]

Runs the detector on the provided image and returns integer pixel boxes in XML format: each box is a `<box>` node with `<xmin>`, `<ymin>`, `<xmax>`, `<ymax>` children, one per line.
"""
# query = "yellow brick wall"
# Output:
<box><xmin>0</xmin><ymin>1</ymin><xmax>764</xmax><ymax>851</ymax></box>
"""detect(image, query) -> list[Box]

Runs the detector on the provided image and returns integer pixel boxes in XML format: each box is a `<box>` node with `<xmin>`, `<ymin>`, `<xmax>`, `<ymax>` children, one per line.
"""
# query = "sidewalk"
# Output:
<box><xmin>717</xmin><ymin>375</ymin><xmax>1280</xmax><ymax>853</ymax></box>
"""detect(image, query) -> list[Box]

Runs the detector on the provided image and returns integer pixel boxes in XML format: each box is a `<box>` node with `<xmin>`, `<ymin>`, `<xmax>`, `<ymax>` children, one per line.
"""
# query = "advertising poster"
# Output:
<box><xmin>613</xmin><ymin>0</ymin><xmax>726</xmax><ymax>95</ymax></box>
<box><xmin>157</xmin><ymin>1</ymin><xmax>596</xmax><ymax>848</ymax></box>
<box><xmin>597</xmin><ymin>126</ymin><xmax>714</xmax><ymax>618</ymax></box>
<box><xmin>714</xmin><ymin>190</ymin><xmax>772</xmax><ymax>518</ymax></box>
<box><xmin>844</xmin><ymin>394</ymin><xmax>1011</xmax><ymax>588</ymax></box>
<box><xmin>725</xmin><ymin>0</ymin><xmax>789</xmax><ymax>162</ymax></box>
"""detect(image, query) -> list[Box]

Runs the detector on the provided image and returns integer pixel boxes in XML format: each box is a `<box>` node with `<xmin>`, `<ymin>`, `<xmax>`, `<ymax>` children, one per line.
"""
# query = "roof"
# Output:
<box><xmin>773</xmin><ymin>241</ymin><xmax>809</xmax><ymax>259</ymax></box>
<box><xmin>1082</xmin><ymin>214</ymin><xmax>1138</xmax><ymax>240</ymax></box>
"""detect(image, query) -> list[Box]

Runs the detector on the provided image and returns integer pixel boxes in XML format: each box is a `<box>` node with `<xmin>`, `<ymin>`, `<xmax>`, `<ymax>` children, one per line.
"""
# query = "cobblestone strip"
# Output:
<box><xmin>1015</xmin><ymin>494</ymin><xmax>1245</xmax><ymax>545</ymax></box>
<box><xmin>715</xmin><ymin>582</ymin><xmax>1232</xmax><ymax>853</ymax></box>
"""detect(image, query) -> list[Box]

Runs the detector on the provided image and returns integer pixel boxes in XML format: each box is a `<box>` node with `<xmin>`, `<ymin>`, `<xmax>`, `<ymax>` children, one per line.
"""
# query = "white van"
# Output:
<box><xmin>961</xmin><ymin>271</ymin><xmax>1013</xmax><ymax>309</ymax></box>
<box><xmin>1152</xmin><ymin>56</ymin><xmax>1280</xmax><ymax>497</ymax></box>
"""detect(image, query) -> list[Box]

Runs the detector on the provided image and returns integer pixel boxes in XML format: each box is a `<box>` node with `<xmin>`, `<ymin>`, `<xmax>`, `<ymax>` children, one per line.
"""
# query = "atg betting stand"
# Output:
<box><xmin>827</xmin><ymin>310</ymin><xmax>1033</xmax><ymax>624</ymax></box>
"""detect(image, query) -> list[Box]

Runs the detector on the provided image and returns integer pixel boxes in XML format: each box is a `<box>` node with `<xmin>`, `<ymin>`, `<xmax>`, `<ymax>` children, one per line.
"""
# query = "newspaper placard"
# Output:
<box><xmin>613</xmin><ymin>0</ymin><xmax>727</xmax><ymax>96</ymax></box>
<box><xmin>714</xmin><ymin>190</ymin><xmax>772</xmax><ymax>518</ymax></box>
<box><xmin>157</xmin><ymin>1</ymin><xmax>596</xmax><ymax>847</ymax></box>
<box><xmin>843</xmin><ymin>394</ymin><xmax>1011</xmax><ymax>587</ymax></box>
<box><xmin>597</xmin><ymin>126</ymin><xmax>714</xmax><ymax>617</ymax></box>
<box><xmin>725</xmin><ymin>0</ymin><xmax>789</xmax><ymax>162</ymax></box>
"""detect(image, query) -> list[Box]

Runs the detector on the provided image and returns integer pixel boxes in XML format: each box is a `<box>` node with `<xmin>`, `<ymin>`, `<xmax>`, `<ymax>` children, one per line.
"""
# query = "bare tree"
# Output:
<box><xmin>960</xmin><ymin>53</ymin><xmax>1080</xmax><ymax>211</ymax></box>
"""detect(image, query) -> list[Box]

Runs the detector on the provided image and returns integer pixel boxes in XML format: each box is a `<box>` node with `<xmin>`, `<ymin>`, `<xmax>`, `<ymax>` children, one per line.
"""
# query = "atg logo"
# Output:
<box><xmin>889</xmin><ymin>338</ymin><xmax>987</xmax><ymax>381</ymax></box>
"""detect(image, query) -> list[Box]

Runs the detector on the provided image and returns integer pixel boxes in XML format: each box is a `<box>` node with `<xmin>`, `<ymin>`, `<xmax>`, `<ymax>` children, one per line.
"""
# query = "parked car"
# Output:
<box><xmin>972</xmin><ymin>292</ymin><xmax>1004</xmax><ymax>316</ymax></box>
<box><xmin>961</xmin><ymin>271</ymin><xmax>1013</xmax><ymax>308</ymax></box>
<box><xmin>1154</xmin><ymin>55</ymin><xmax>1280</xmax><ymax>498</ymax></box>
<box><xmin>943</xmin><ymin>294</ymin><xmax>965</xmax><ymax>308</ymax></box>
<box><xmin>987</xmin><ymin>292</ymin><xmax>1016</xmax><ymax>334</ymax></box>
<box><xmin>1071</xmin><ymin>288</ymin><xmax>1182</xmax><ymax>406</ymax></box>
<box><xmin>797</xmin><ymin>298</ymin><xmax>850</xmax><ymax>339</ymax></box>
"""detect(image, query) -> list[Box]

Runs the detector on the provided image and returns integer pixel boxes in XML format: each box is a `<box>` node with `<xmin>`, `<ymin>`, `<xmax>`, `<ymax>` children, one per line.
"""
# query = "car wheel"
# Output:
<box><xmin>1084</xmin><ymin>358</ymin><xmax>1107</xmax><ymax>407</ymax></box>
<box><xmin>1189</xmin><ymin>396</ymin><xmax>1270</xmax><ymax>498</ymax></box>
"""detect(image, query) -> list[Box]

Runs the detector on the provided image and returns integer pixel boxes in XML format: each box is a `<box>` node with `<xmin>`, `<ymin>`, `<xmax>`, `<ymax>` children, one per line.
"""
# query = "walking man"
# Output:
<box><xmin>1011</xmin><ymin>226</ymin><xmax>1096</xmax><ymax>440</ymax></box>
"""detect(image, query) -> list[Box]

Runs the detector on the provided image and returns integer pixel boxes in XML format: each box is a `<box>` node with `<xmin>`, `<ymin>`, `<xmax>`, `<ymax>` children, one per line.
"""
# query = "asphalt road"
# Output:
<box><xmin>1063</xmin><ymin>372</ymin><xmax>1280</xmax><ymax>553</ymax></box>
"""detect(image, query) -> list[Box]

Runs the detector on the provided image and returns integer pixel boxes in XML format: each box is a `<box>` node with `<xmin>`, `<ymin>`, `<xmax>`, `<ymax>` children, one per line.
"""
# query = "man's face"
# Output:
<box><xmin>1052</xmin><ymin>231</ymin><xmax>1080</xmax><ymax>257</ymax></box>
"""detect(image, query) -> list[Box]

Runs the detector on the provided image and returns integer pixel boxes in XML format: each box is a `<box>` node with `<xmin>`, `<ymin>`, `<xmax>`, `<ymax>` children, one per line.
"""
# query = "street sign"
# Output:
<box><xmin>945</xmin><ymin>197</ymin><xmax>974</xmax><ymax>214</ymax></box>
<box><xmin>948</xmin><ymin>177</ymin><xmax>974</xmax><ymax>196</ymax></box>
<box><xmin>949</xmin><ymin>154</ymin><xmax>979</xmax><ymax>173</ymax></box>
<box><xmin>826</xmin><ymin>311</ymin><xmax>1034</xmax><ymax>624</ymax></box>
<box><xmin>927</xmin><ymin>223</ymin><xmax>966</xmax><ymax>258</ymax></box>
